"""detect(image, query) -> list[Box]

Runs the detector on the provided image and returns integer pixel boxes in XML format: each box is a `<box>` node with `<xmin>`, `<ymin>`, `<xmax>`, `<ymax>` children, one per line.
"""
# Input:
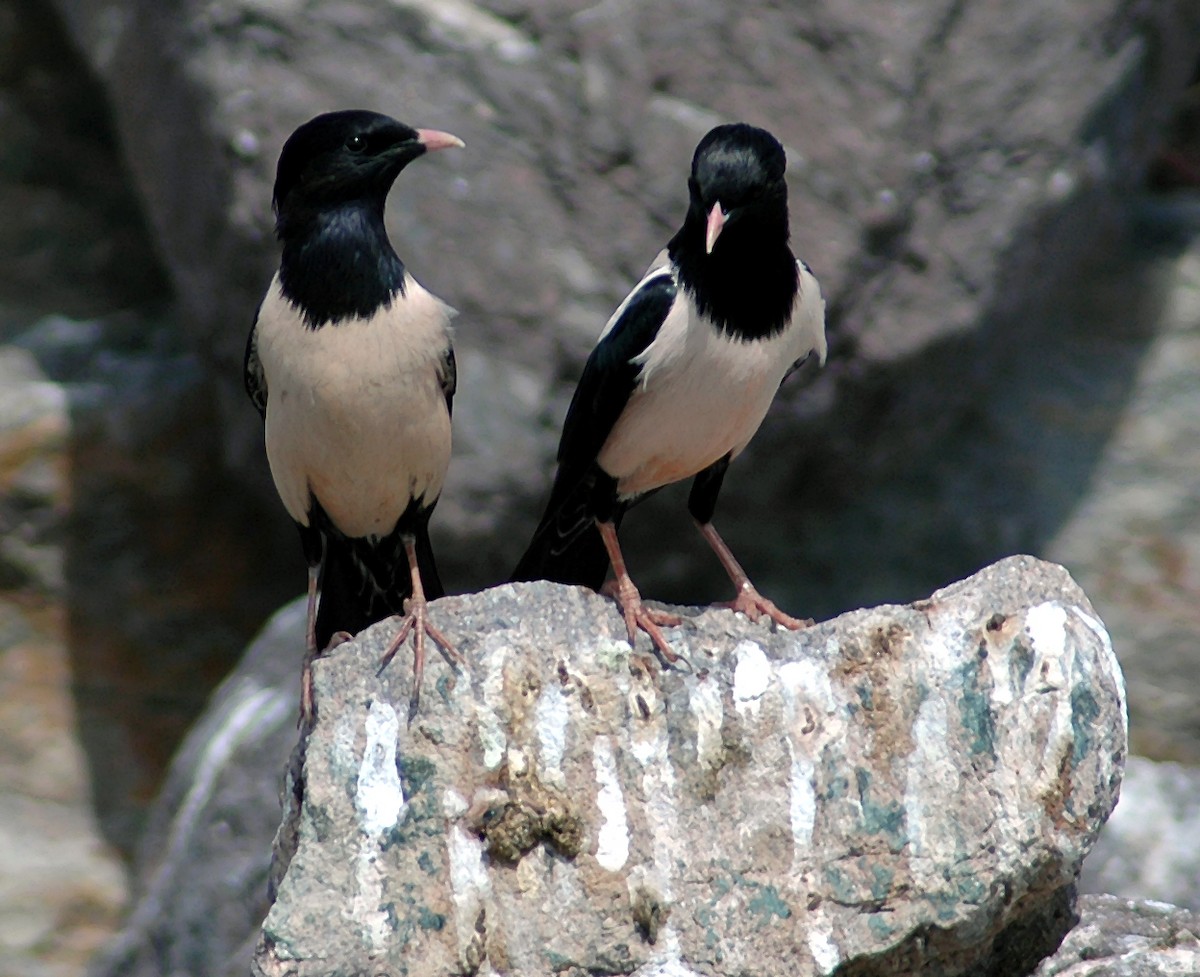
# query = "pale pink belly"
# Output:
<box><xmin>598</xmin><ymin>382</ymin><xmax>772</xmax><ymax>499</ymax></box>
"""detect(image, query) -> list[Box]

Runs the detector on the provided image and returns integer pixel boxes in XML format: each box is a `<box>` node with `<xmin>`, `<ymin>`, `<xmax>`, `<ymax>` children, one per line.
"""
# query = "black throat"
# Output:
<box><xmin>667</xmin><ymin>213</ymin><xmax>798</xmax><ymax>342</ymax></box>
<box><xmin>277</xmin><ymin>202</ymin><xmax>406</xmax><ymax>328</ymax></box>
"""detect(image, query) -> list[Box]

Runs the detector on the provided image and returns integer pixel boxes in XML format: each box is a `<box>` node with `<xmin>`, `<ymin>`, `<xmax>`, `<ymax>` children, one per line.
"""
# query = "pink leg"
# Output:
<box><xmin>378</xmin><ymin>537</ymin><xmax>461</xmax><ymax>723</ymax></box>
<box><xmin>299</xmin><ymin>565</ymin><xmax>320</xmax><ymax>727</ymax></box>
<box><xmin>596</xmin><ymin>520</ymin><xmax>683</xmax><ymax>664</ymax></box>
<box><xmin>695</xmin><ymin>521</ymin><xmax>811</xmax><ymax>630</ymax></box>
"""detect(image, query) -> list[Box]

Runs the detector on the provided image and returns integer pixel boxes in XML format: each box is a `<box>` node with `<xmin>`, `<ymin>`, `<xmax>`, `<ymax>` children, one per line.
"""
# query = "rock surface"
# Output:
<box><xmin>254</xmin><ymin>556</ymin><xmax>1124</xmax><ymax>977</ymax></box>
<box><xmin>1033</xmin><ymin>894</ymin><xmax>1200</xmax><ymax>977</ymax></box>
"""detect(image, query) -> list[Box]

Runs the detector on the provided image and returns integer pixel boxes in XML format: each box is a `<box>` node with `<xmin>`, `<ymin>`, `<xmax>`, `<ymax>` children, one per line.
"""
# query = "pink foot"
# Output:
<box><xmin>601</xmin><ymin>578</ymin><xmax>684</xmax><ymax>665</ymax></box>
<box><xmin>719</xmin><ymin>586</ymin><xmax>812</xmax><ymax>630</ymax></box>
<box><xmin>378</xmin><ymin>599</ymin><xmax>461</xmax><ymax>724</ymax></box>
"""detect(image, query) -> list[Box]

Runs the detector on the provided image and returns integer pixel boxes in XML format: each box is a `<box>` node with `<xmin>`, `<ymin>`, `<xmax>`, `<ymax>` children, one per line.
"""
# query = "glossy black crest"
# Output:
<box><xmin>690</xmin><ymin>123</ymin><xmax>788</xmax><ymax>213</ymax></box>
<box><xmin>669</xmin><ymin>123</ymin><xmax>798</xmax><ymax>341</ymax></box>
<box><xmin>272</xmin><ymin>110</ymin><xmax>424</xmax><ymax>219</ymax></box>
<box><xmin>271</xmin><ymin>110</ymin><xmax>429</xmax><ymax>326</ymax></box>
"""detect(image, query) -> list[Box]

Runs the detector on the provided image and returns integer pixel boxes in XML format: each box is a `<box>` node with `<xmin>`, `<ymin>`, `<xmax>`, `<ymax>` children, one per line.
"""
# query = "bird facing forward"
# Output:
<box><xmin>512</xmin><ymin>123</ymin><xmax>827</xmax><ymax>660</ymax></box>
<box><xmin>245</xmin><ymin>109</ymin><xmax>464</xmax><ymax>722</ymax></box>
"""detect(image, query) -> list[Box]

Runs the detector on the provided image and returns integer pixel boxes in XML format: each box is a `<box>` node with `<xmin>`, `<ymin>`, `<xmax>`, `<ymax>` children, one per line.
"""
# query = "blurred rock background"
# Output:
<box><xmin>2</xmin><ymin>0</ymin><xmax>1200</xmax><ymax>974</ymax></box>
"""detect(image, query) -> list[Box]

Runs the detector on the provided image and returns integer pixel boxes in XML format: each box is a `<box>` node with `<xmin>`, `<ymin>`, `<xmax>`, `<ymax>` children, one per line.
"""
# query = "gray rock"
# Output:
<box><xmin>1081</xmin><ymin>756</ymin><xmax>1200</xmax><ymax>912</ymax></box>
<box><xmin>1033</xmin><ymin>894</ymin><xmax>1200</xmax><ymax>977</ymax></box>
<box><xmin>3</xmin><ymin>0</ymin><xmax>1197</xmax><ymax>972</ymax></box>
<box><xmin>254</xmin><ymin>556</ymin><xmax>1124</xmax><ymax>977</ymax></box>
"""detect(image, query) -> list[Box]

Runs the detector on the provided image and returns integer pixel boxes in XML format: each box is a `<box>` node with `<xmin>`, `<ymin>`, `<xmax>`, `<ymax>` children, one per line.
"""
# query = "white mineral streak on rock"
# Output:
<box><xmin>1025</xmin><ymin>602</ymin><xmax>1075</xmax><ymax>795</ymax></box>
<box><xmin>536</xmin><ymin>683</ymin><xmax>570</xmax><ymax>789</ymax></box>
<box><xmin>355</xmin><ymin>701</ymin><xmax>405</xmax><ymax>835</ymax></box>
<box><xmin>632</xmin><ymin>928</ymin><xmax>693</xmax><ymax>977</ymax></box>
<box><xmin>903</xmin><ymin>628</ymin><xmax>955</xmax><ymax>855</ymax></box>
<box><xmin>476</xmin><ymin>640</ymin><xmax>509</xmax><ymax>769</ymax></box>
<box><xmin>506</xmin><ymin>746</ymin><xmax>528</xmax><ymax>776</ymax></box>
<box><xmin>807</xmin><ymin>905</ymin><xmax>842</xmax><ymax>975</ymax></box>
<box><xmin>629</xmin><ymin>700</ymin><xmax>681</xmax><ymax>949</ymax></box>
<box><xmin>733</xmin><ymin>640</ymin><xmax>771</xmax><ymax>719</ymax></box>
<box><xmin>593</xmin><ymin>736</ymin><xmax>629</xmax><ymax>871</ymax></box>
<box><xmin>441</xmin><ymin>787</ymin><xmax>468</xmax><ymax>818</ymax></box>
<box><xmin>624</xmin><ymin>715</ymin><xmax>681</xmax><ymax>969</ymax></box>
<box><xmin>1026</xmin><ymin>602</ymin><xmax>1069</xmax><ymax>679</ymax></box>
<box><xmin>687</xmin><ymin>677</ymin><xmax>724</xmax><ymax>771</ymax></box>
<box><xmin>350</xmin><ymin>701</ymin><xmax>405</xmax><ymax>954</ymax></box>
<box><xmin>905</xmin><ymin>695</ymin><xmax>959</xmax><ymax>881</ymax></box>
<box><xmin>444</xmin><ymin>787</ymin><xmax>490</xmax><ymax>969</ymax></box>
<box><xmin>779</xmin><ymin>661</ymin><xmax>829</xmax><ymax>857</ymax></box>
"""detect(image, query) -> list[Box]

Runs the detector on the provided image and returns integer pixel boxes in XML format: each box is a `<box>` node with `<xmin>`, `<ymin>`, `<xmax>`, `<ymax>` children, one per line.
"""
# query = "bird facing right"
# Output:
<box><xmin>245</xmin><ymin>110</ymin><xmax>463</xmax><ymax>723</ymax></box>
<box><xmin>512</xmin><ymin>123</ymin><xmax>827</xmax><ymax>661</ymax></box>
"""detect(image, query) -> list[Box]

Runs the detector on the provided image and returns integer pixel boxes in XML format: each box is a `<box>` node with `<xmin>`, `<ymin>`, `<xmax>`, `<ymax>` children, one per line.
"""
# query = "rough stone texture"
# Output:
<box><xmin>1081</xmin><ymin>756</ymin><xmax>1200</xmax><ymax>912</ymax></box>
<box><xmin>1033</xmin><ymin>894</ymin><xmax>1200</xmax><ymax>977</ymax></box>
<box><xmin>254</xmin><ymin>556</ymin><xmax>1124</xmax><ymax>977</ymax></box>
<box><xmin>86</xmin><ymin>601</ymin><xmax>301</xmax><ymax>977</ymax></box>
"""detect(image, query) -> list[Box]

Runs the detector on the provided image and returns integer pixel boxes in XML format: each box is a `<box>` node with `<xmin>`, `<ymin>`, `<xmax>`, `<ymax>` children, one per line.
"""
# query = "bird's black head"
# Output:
<box><xmin>272</xmin><ymin>110</ymin><xmax>462</xmax><ymax>224</ymax></box>
<box><xmin>687</xmin><ymin>123</ymin><xmax>790</xmax><ymax>254</ymax></box>
<box><xmin>669</xmin><ymin>123</ymin><xmax>798</xmax><ymax>339</ymax></box>
<box><xmin>269</xmin><ymin>110</ymin><xmax>462</xmax><ymax>326</ymax></box>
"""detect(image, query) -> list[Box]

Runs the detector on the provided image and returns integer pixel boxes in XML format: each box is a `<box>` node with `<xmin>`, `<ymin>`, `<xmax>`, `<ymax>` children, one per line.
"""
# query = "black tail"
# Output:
<box><xmin>314</xmin><ymin>520</ymin><xmax>443</xmax><ymax>649</ymax></box>
<box><xmin>511</xmin><ymin>471</ymin><xmax>617</xmax><ymax>591</ymax></box>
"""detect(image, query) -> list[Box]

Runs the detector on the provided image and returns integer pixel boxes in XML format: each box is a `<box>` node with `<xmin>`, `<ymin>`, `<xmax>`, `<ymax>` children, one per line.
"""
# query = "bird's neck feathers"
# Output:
<box><xmin>667</xmin><ymin>207</ymin><xmax>798</xmax><ymax>342</ymax></box>
<box><xmin>277</xmin><ymin>202</ymin><xmax>406</xmax><ymax>328</ymax></box>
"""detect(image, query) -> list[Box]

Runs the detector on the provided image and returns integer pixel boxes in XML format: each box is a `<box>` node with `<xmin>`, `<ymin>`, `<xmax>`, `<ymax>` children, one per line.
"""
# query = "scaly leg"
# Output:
<box><xmin>696</xmin><ymin>520</ymin><xmax>811</xmax><ymax>630</ymax></box>
<box><xmin>299</xmin><ymin>564</ymin><xmax>319</xmax><ymax>727</ymax></box>
<box><xmin>378</xmin><ymin>536</ymin><xmax>462</xmax><ymax>724</ymax></box>
<box><xmin>596</xmin><ymin>520</ymin><xmax>683</xmax><ymax>665</ymax></box>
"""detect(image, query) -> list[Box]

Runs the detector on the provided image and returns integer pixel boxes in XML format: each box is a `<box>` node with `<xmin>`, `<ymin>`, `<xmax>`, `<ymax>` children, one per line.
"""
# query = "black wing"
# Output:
<box><xmin>511</xmin><ymin>269</ymin><xmax>677</xmax><ymax>586</ymax></box>
<box><xmin>244</xmin><ymin>312</ymin><xmax>267</xmax><ymax>419</ymax></box>
<box><xmin>545</xmin><ymin>270</ymin><xmax>678</xmax><ymax>515</ymax></box>
<box><xmin>440</xmin><ymin>345</ymin><xmax>457</xmax><ymax>418</ymax></box>
<box><xmin>508</xmin><ymin>270</ymin><xmax>676</xmax><ymax>588</ymax></box>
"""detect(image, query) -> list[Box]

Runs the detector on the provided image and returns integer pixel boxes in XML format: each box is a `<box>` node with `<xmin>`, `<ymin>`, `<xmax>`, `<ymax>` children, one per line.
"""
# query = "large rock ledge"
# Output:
<box><xmin>254</xmin><ymin>556</ymin><xmax>1126</xmax><ymax>977</ymax></box>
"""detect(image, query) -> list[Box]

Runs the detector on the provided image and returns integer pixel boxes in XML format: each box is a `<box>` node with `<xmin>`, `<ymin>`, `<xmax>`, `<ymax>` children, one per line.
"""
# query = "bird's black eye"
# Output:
<box><xmin>345</xmin><ymin>133</ymin><xmax>368</xmax><ymax>153</ymax></box>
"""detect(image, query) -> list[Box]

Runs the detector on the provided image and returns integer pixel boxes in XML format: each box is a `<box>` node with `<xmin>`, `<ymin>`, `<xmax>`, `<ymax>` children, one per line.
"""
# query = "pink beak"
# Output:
<box><xmin>705</xmin><ymin>201</ymin><xmax>727</xmax><ymax>255</ymax></box>
<box><xmin>416</xmin><ymin>128</ymin><xmax>466</xmax><ymax>153</ymax></box>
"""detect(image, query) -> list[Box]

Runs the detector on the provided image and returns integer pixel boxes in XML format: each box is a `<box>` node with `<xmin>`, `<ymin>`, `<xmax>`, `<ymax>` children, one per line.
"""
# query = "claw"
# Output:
<box><xmin>376</xmin><ymin>536</ymin><xmax>463</xmax><ymax>724</ymax></box>
<box><xmin>720</xmin><ymin>586</ymin><xmax>812</xmax><ymax>630</ymax></box>
<box><xmin>696</xmin><ymin>520</ymin><xmax>811</xmax><ymax>633</ymax></box>
<box><xmin>597</xmin><ymin>551</ymin><xmax>689</xmax><ymax>671</ymax></box>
